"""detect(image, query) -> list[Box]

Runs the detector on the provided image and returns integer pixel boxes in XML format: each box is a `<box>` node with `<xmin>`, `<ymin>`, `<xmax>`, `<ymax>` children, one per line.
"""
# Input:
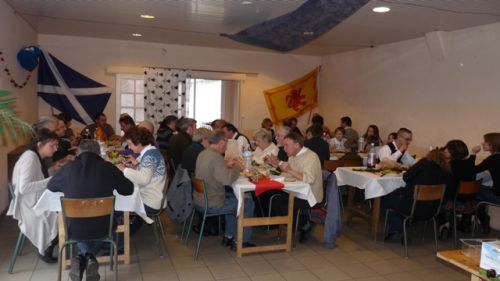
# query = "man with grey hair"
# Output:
<box><xmin>168</xmin><ymin>117</ymin><xmax>197</xmax><ymax>167</ymax></box>
<box><xmin>47</xmin><ymin>139</ymin><xmax>133</xmax><ymax>281</ymax></box>
<box><xmin>194</xmin><ymin>131</ymin><xmax>255</xmax><ymax>250</ymax></box>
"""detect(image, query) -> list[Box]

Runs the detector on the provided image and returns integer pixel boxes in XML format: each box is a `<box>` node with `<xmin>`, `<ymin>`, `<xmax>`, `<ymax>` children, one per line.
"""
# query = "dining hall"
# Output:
<box><xmin>1</xmin><ymin>1</ymin><xmax>500</xmax><ymax>281</ymax></box>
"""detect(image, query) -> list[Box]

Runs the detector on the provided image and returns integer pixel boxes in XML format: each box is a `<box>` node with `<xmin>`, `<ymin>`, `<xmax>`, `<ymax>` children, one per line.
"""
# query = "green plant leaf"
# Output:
<box><xmin>0</xmin><ymin>89</ymin><xmax>34</xmax><ymax>142</ymax></box>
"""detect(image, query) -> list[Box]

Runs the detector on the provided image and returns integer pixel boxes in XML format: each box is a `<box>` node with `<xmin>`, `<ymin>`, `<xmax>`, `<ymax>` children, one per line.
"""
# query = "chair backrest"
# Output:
<box><xmin>457</xmin><ymin>180</ymin><xmax>481</xmax><ymax>196</ymax></box>
<box><xmin>160</xmin><ymin>149</ymin><xmax>176</xmax><ymax>179</ymax></box>
<box><xmin>60</xmin><ymin>196</ymin><xmax>115</xmax><ymax>239</ymax></box>
<box><xmin>323</xmin><ymin>160</ymin><xmax>340</xmax><ymax>172</ymax></box>
<box><xmin>191</xmin><ymin>177</ymin><xmax>208</xmax><ymax>211</ymax></box>
<box><xmin>410</xmin><ymin>184</ymin><xmax>446</xmax><ymax>219</ymax></box>
<box><xmin>340</xmin><ymin>158</ymin><xmax>363</xmax><ymax>167</ymax></box>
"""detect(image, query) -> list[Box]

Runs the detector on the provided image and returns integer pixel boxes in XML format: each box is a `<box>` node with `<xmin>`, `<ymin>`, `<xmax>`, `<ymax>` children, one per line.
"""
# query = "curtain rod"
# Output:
<box><xmin>143</xmin><ymin>66</ymin><xmax>258</xmax><ymax>76</ymax></box>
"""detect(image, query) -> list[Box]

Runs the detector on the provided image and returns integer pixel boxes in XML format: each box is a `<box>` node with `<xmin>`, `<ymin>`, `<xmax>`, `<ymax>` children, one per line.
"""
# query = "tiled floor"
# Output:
<box><xmin>0</xmin><ymin>214</ymin><xmax>480</xmax><ymax>281</ymax></box>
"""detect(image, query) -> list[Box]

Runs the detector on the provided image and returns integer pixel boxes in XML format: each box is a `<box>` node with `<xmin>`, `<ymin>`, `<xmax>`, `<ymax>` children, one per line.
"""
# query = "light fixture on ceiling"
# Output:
<box><xmin>242</xmin><ymin>1</ymin><xmax>253</xmax><ymax>5</ymax></box>
<box><xmin>372</xmin><ymin>6</ymin><xmax>390</xmax><ymax>13</ymax></box>
<box><xmin>132</xmin><ymin>33</ymin><xmax>142</xmax><ymax>37</ymax></box>
<box><xmin>303</xmin><ymin>31</ymin><xmax>314</xmax><ymax>36</ymax></box>
<box><xmin>140</xmin><ymin>14</ymin><xmax>155</xmax><ymax>19</ymax></box>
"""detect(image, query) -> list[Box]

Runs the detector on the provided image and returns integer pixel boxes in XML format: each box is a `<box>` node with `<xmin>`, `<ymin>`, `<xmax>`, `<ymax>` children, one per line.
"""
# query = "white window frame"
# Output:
<box><xmin>115</xmin><ymin>74</ymin><xmax>145</xmax><ymax>134</ymax></box>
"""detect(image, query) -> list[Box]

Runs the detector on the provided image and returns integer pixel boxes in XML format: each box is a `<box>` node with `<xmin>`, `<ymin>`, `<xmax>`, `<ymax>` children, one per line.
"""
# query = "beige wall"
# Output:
<box><xmin>38</xmin><ymin>34</ymin><xmax>322</xmax><ymax>134</ymax></box>
<box><xmin>0</xmin><ymin>1</ymin><xmax>38</xmax><ymax>213</ymax></box>
<box><xmin>319</xmin><ymin>22</ymin><xmax>500</xmax><ymax>158</ymax></box>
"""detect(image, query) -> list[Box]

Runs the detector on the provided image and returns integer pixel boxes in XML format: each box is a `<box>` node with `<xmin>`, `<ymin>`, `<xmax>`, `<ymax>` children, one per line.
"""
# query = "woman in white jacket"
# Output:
<box><xmin>118</xmin><ymin>127</ymin><xmax>167</xmax><ymax>233</ymax></box>
<box><xmin>8</xmin><ymin>128</ymin><xmax>59</xmax><ymax>263</ymax></box>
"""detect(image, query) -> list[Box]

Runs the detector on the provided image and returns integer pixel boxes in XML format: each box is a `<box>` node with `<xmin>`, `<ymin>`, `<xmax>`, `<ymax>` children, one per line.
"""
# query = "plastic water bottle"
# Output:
<box><xmin>367</xmin><ymin>143</ymin><xmax>377</xmax><ymax>168</ymax></box>
<box><xmin>358</xmin><ymin>137</ymin><xmax>365</xmax><ymax>153</ymax></box>
<box><xmin>242</xmin><ymin>150</ymin><xmax>252</xmax><ymax>173</ymax></box>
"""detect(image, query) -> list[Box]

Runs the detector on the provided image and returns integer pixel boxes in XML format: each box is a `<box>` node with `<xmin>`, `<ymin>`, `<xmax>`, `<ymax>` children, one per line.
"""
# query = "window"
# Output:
<box><xmin>186</xmin><ymin>79</ymin><xmax>223</xmax><ymax>126</ymax></box>
<box><xmin>116</xmin><ymin>74</ymin><xmax>145</xmax><ymax>133</ymax></box>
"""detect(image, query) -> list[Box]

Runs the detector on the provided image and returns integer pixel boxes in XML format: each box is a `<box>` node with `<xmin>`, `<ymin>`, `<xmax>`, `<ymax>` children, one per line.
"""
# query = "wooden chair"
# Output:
<box><xmin>184</xmin><ymin>178</ymin><xmax>233</xmax><ymax>260</ymax></box>
<box><xmin>7</xmin><ymin>183</ymin><xmax>27</xmax><ymax>274</ymax></box>
<box><xmin>453</xmin><ymin>180</ymin><xmax>481</xmax><ymax>246</ymax></box>
<box><xmin>339</xmin><ymin>158</ymin><xmax>363</xmax><ymax>167</ymax></box>
<box><xmin>323</xmin><ymin>160</ymin><xmax>340</xmax><ymax>172</ymax></box>
<box><xmin>383</xmin><ymin>184</ymin><xmax>446</xmax><ymax>258</ymax></box>
<box><xmin>58</xmin><ymin>196</ymin><xmax>117</xmax><ymax>281</ymax></box>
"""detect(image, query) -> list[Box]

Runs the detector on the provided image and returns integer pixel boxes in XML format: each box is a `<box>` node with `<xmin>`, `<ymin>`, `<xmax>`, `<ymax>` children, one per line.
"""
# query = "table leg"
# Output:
<box><xmin>57</xmin><ymin>212</ymin><xmax>67</xmax><ymax>270</ymax></box>
<box><xmin>237</xmin><ymin>191</ymin><xmax>245</xmax><ymax>258</ymax></box>
<box><xmin>286</xmin><ymin>192</ymin><xmax>294</xmax><ymax>252</ymax></box>
<box><xmin>345</xmin><ymin>186</ymin><xmax>355</xmax><ymax>223</ymax></box>
<box><xmin>123</xmin><ymin>212</ymin><xmax>130</xmax><ymax>264</ymax></box>
<box><xmin>371</xmin><ymin>198</ymin><xmax>381</xmax><ymax>241</ymax></box>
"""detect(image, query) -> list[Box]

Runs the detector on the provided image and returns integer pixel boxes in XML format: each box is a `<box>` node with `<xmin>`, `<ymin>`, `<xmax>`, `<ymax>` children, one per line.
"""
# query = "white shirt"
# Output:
<box><xmin>232</xmin><ymin>132</ymin><xmax>251</xmax><ymax>155</ymax></box>
<box><xmin>378</xmin><ymin>142</ymin><xmax>416</xmax><ymax>165</ymax></box>
<box><xmin>252</xmin><ymin>143</ymin><xmax>279</xmax><ymax>164</ymax></box>
<box><xmin>329</xmin><ymin>138</ymin><xmax>346</xmax><ymax>152</ymax></box>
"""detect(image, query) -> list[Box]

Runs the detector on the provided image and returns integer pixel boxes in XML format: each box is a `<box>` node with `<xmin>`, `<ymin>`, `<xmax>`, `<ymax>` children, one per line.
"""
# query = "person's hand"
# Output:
<box><xmin>471</xmin><ymin>145</ymin><xmax>481</xmax><ymax>154</ymax></box>
<box><xmin>264</xmin><ymin>155</ymin><xmax>279</xmax><ymax>168</ymax></box>
<box><xmin>116</xmin><ymin>163</ymin><xmax>126</xmax><ymax>171</ymax></box>
<box><xmin>399</xmin><ymin>142</ymin><xmax>408</xmax><ymax>153</ymax></box>
<box><xmin>226</xmin><ymin>157</ymin><xmax>239</xmax><ymax>169</ymax></box>
<box><xmin>123</xmin><ymin>155</ymin><xmax>138</xmax><ymax>168</ymax></box>
<box><xmin>278</xmin><ymin>161</ymin><xmax>291</xmax><ymax>173</ymax></box>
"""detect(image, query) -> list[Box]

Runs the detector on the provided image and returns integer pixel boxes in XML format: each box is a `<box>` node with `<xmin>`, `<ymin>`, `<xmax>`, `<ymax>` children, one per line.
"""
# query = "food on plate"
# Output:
<box><xmin>284</xmin><ymin>177</ymin><xmax>296</xmax><ymax>182</ymax></box>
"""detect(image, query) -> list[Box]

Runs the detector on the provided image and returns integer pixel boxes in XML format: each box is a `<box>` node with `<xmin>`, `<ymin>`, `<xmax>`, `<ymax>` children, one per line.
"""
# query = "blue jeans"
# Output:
<box><xmin>478</xmin><ymin>186</ymin><xmax>500</xmax><ymax>205</ymax></box>
<box><xmin>196</xmin><ymin>192</ymin><xmax>254</xmax><ymax>242</ymax></box>
<box><xmin>77</xmin><ymin>239</ymin><xmax>104</xmax><ymax>256</ymax></box>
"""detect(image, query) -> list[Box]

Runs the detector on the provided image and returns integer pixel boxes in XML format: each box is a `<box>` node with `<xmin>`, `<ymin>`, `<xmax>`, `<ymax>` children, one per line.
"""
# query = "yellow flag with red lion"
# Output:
<box><xmin>264</xmin><ymin>67</ymin><xmax>319</xmax><ymax>124</ymax></box>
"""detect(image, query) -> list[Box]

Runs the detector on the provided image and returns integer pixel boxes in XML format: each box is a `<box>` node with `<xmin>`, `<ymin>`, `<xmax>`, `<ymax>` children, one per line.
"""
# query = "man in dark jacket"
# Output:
<box><xmin>304</xmin><ymin>124</ymin><xmax>330</xmax><ymax>167</ymax></box>
<box><xmin>47</xmin><ymin>140</ymin><xmax>133</xmax><ymax>281</ymax></box>
<box><xmin>168</xmin><ymin>117</ymin><xmax>196</xmax><ymax>168</ymax></box>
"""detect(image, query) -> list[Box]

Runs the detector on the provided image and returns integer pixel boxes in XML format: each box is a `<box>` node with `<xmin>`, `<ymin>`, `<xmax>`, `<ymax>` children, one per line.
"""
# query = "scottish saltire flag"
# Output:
<box><xmin>37</xmin><ymin>49</ymin><xmax>111</xmax><ymax>125</ymax></box>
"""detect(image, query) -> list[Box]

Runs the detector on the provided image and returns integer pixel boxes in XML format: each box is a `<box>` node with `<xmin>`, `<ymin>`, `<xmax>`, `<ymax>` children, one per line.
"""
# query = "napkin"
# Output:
<box><xmin>252</xmin><ymin>176</ymin><xmax>285</xmax><ymax>196</ymax></box>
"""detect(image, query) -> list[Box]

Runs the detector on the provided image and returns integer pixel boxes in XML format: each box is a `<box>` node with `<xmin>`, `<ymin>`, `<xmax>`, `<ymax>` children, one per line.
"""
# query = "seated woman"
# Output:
<box><xmin>252</xmin><ymin>129</ymin><xmax>279</xmax><ymax>165</ymax></box>
<box><xmin>329</xmin><ymin>127</ymin><xmax>346</xmax><ymax>152</ymax></box>
<box><xmin>474</xmin><ymin>132</ymin><xmax>500</xmax><ymax>233</ymax></box>
<box><xmin>7</xmin><ymin>128</ymin><xmax>59</xmax><ymax>263</ymax></box>
<box><xmin>382</xmin><ymin>149</ymin><xmax>450</xmax><ymax>240</ymax></box>
<box><xmin>118</xmin><ymin>127</ymin><xmax>167</xmax><ymax>232</ymax></box>
<box><xmin>362</xmin><ymin>125</ymin><xmax>384</xmax><ymax>151</ymax></box>
<box><xmin>439</xmin><ymin>140</ymin><xmax>478</xmax><ymax>236</ymax></box>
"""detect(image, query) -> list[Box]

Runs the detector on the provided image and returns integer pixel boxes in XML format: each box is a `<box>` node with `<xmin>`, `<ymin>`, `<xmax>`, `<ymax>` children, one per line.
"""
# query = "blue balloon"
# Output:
<box><xmin>17</xmin><ymin>46</ymin><xmax>41</xmax><ymax>71</ymax></box>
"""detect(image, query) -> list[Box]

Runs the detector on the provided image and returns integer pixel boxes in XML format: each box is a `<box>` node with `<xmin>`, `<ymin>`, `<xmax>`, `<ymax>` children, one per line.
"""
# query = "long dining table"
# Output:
<box><xmin>231</xmin><ymin>176</ymin><xmax>315</xmax><ymax>258</ymax></box>
<box><xmin>334</xmin><ymin>167</ymin><xmax>494</xmax><ymax>241</ymax></box>
<box><xmin>33</xmin><ymin>187</ymin><xmax>152</xmax><ymax>269</ymax></box>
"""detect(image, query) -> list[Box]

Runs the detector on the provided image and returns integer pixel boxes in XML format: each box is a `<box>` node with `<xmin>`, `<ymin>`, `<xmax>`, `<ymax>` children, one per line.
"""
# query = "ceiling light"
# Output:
<box><xmin>140</xmin><ymin>14</ymin><xmax>155</xmax><ymax>19</ymax></box>
<box><xmin>132</xmin><ymin>33</ymin><xmax>142</xmax><ymax>37</ymax></box>
<box><xmin>303</xmin><ymin>31</ymin><xmax>314</xmax><ymax>36</ymax></box>
<box><xmin>372</xmin><ymin>6</ymin><xmax>390</xmax><ymax>13</ymax></box>
<box><xmin>242</xmin><ymin>1</ymin><xmax>253</xmax><ymax>5</ymax></box>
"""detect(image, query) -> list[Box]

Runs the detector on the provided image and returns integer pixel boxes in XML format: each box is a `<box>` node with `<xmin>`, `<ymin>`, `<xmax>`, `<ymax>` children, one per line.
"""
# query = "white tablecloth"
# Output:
<box><xmin>232</xmin><ymin>176</ymin><xmax>315</xmax><ymax>216</ymax></box>
<box><xmin>335</xmin><ymin>167</ymin><xmax>494</xmax><ymax>200</ymax></box>
<box><xmin>33</xmin><ymin>187</ymin><xmax>154</xmax><ymax>224</ymax></box>
<box><xmin>334</xmin><ymin>167</ymin><xmax>406</xmax><ymax>199</ymax></box>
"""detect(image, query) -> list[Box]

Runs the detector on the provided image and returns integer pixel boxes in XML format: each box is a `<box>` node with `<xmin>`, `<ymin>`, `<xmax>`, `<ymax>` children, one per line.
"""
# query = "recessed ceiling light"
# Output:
<box><xmin>372</xmin><ymin>6</ymin><xmax>390</xmax><ymax>13</ymax></box>
<box><xmin>140</xmin><ymin>14</ymin><xmax>155</xmax><ymax>19</ymax></box>
<box><xmin>132</xmin><ymin>33</ymin><xmax>142</xmax><ymax>37</ymax></box>
<box><xmin>242</xmin><ymin>1</ymin><xmax>253</xmax><ymax>5</ymax></box>
<box><xmin>303</xmin><ymin>31</ymin><xmax>314</xmax><ymax>36</ymax></box>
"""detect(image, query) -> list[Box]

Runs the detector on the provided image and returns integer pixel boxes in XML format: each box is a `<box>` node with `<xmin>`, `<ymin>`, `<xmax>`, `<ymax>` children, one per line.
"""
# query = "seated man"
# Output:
<box><xmin>194</xmin><ymin>131</ymin><xmax>255</xmax><ymax>249</ymax></box>
<box><xmin>273</xmin><ymin>132</ymin><xmax>324</xmax><ymax>243</ymax></box>
<box><xmin>81</xmin><ymin>112</ymin><xmax>116</xmax><ymax>141</ymax></box>
<box><xmin>377</xmin><ymin>127</ymin><xmax>416</xmax><ymax>165</ymax></box>
<box><xmin>47</xmin><ymin>140</ymin><xmax>134</xmax><ymax>281</ymax></box>
<box><xmin>304</xmin><ymin>124</ymin><xmax>330</xmax><ymax>167</ymax></box>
